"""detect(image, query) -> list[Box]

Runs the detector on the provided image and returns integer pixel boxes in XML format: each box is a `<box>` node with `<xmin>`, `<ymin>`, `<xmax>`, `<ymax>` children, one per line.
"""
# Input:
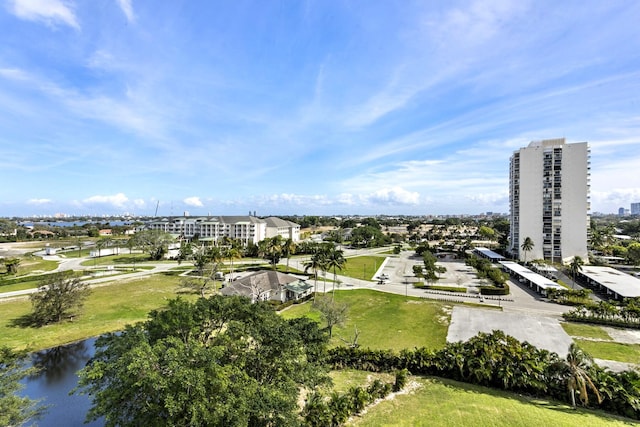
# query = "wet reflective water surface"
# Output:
<box><xmin>21</xmin><ymin>338</ymin><xmax>104</xmax><ymax>427</ymax></box>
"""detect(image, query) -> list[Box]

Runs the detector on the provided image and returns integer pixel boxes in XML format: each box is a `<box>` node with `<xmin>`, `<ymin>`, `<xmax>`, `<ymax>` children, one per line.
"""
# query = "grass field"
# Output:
<box><xmin>0</xmin><ymin>274</ymin><xmax>190</xmax><ymax>351</ymax></box>
<box><xmin>281</xmin><ymin>289</ymin><xmax>450</xmax><ymax>350</ymax></box>
<box><xmin>341</xmin><ymin>255</ymin><xmax>389</xmax><ymax>281</ymax></box>
<box><xmin>561</xmin><ymin>322</ymin><xmax>613</xmax><ymax>340</ymax></box>
<box><xmin>574</xmin><ymin>339</ymin><xmax>640</xmax><ymax>364</ymax></box>
<box><xmin>347</xmin><ymin>376</ymin><xmax>634</xmax><ymax>427</ymax></box>
<box><xmin>560</xmin><ymin>323</ymin><xmax>640</xmax><ymax>363</ymax></box>
<box><xmin>5</xmin><ymin>255</ymin><xmax>59</xmax><ymax>276</ymax></box>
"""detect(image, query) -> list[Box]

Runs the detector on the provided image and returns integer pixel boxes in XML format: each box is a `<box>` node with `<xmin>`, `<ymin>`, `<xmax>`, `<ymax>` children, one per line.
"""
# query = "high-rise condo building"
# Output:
<box><xmin>509</xmin><ymin>138</ymin><xmax>590</xmax><ymax>263</ymax></box>
<box><xmin>632</xmin><ymin>202</ymin><xmax>640</xmax><ymax>216</ymax></box>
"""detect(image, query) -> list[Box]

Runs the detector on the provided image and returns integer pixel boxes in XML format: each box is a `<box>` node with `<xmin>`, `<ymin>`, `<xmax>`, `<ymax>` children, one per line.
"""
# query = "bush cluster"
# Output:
<box><xmin>302</xmin><ymin>371</ymin><xmax>406</xmax><ymax>426</ymax></box>
<box><xmin>326</xmin><ymin>330</ymin><xmax>640</xmax><ymax>420</ymax></box>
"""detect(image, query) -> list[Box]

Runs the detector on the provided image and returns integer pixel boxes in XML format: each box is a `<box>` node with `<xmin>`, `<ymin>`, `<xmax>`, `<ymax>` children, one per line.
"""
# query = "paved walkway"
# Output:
<box><xmin>447</xmin><ymin>305</ymin><xmax>573</xmax><ymax>356</ymax></box>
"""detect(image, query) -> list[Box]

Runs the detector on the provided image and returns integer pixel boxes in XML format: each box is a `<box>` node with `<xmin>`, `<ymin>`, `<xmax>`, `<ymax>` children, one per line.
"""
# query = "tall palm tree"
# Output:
<box><xmin>589</xmin><ymin>230</ymin><xmax>605</xmax><ymax>253</ymax></box>
<box><xmin>95</xmin><ymin>237</ymin><xmax>114</xmax><ymax>258</ymax></box>
<box><xmin>520</xmin><ymin>237</ymin><xmax>534</xmax><ymax>264</ymax></box>
<box><xmin>224</xmin><ymin>247</ymin><xmax>241</xmax><ymax>281</ymax></box>
<box><xmin>569</xmin><ymin>256</ymin><xmax>584</xmax><ymax>288</ymax></box>
<box><xmin>326</xmin><ymin>247</ymin><xmax>346</xmax><ymax>300</ymax></box>
<box><xmin>304</xmin><ymin>248</ymin><xmax>327</xmax><ymax>301</ymax></box>
<box><xmin>282</xmin><ymin>238</ymin><xmax>296</xmax><ymax>272</ymax></box>
<box><xmin>207</xmin><ymin>246</ymin><xmax>223</xmax><ymax>294</ymax></box>
<box><xmin>552</xmin><ymin>343</ymin><xmax>603</xmax><ymax>408</ymax></box>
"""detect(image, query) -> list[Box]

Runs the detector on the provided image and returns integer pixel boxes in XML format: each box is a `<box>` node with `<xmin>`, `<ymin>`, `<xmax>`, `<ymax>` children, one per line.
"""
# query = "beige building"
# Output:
<box><xmin>146</xmin><ymin>215</ymin><xmax>300</xmax><ymax>245</ymax></box>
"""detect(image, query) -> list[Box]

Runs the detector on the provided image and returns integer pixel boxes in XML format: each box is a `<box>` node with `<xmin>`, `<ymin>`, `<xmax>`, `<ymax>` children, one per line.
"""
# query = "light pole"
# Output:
<box><xmin>404</xmin><ymin>274</ymin><xmax>411</xmax><ymax>298</ymax></box>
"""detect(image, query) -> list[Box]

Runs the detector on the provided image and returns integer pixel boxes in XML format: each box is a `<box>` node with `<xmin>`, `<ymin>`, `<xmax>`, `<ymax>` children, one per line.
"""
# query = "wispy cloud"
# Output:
<box><xmin>183</xmin><ymin>197</ymin><xmax>203</xmax><ymax>207</ymax></box>
<box><xmin>27</xmin><ymin>198</ymin><xmax>52</xmax><ymax>205</ymax></box>
<box><xmin>81</xmin><ymin>193</ymin><xmax>129</xmax><ymax>209</ymax></box>
<box><xmin>1</xmin><ymin>1</ymin><xmax>639</xmax><ymax>216</ymax></box>
<box><xmin>115</xmin><ymin>0</ymin><xmax>135</xmax><ymax>23</ymax></box>
<box><xmin>8</xmin><ymin>0</ymin><xmax>80</xmax><ymax>29</ymax></box>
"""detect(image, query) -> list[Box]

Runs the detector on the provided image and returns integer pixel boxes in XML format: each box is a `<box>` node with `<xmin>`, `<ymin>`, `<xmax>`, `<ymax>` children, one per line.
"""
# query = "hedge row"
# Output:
<box><xmin>302</xmin><ymin>371</ymin><xmax>406</xmax><ymax>426</ymax></box>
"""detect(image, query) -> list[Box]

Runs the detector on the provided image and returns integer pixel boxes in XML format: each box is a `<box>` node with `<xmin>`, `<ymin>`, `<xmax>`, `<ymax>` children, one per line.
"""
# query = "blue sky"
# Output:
<box><xmin>1</xmin><ymin>0</ymin><xmax>639</xmax><ymax>217</ymax></box>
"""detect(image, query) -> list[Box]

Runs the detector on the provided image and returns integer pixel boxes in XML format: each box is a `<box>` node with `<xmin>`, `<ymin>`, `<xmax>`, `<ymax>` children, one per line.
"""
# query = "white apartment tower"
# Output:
<box><xmin>509</xmin><ymin>138</ymin><xmax>590</xmax><ymax>263</ymax></box>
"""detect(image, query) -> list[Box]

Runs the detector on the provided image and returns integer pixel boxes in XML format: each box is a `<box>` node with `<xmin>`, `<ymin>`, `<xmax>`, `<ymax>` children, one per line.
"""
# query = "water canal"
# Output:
<box><xmin>21</xmin><ymin>338</ymin><xmax>104</xmax><ymax>427</ymax></box>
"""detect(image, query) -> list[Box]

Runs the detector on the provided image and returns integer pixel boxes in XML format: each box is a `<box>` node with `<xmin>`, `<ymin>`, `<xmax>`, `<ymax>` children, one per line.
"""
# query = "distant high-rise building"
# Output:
<box><xmin>509</xmin><ymin>138</ymin><xmax>590</xmax><ymax>263</ymax></box>
<box><xmin>619</xmin><ymin>207</ymin><xmax>626</xmax><ymax>217</ymax></box>
<box><xmin>631</xmin><ymin>202</ymin><xmax>640</xmax><ymax>216</ymax></box>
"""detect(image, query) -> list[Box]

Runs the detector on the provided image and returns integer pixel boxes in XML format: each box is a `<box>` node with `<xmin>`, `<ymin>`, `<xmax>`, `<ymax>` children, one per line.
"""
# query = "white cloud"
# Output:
<box><xmin>9</xmin><ymin>0</ymin><xmax>80</xmax><ymax>29</ymax></box>
<box><xmin>0</xmin><ymin>68</ymin><xmax>30</xmax><ymax>81</ymax></box>
<box><xmin>184</xmin><ymin>196</ymin><xmax>203</xmax><ymax>207</ymax></box>
<box><xmin>82</xmin><ymin>193</ymin><xmax>129</xmax><ymax>208</ymax></box>
<box><xmin>364</xmin><ymin>187</ymin><xmax>420</xmax><ymax>205</ymax></box>
<box><xmin>27</xmin><ymin>198</ymin><xmax>52</xmax><ymax>205</ymax></box>
<box><xmin>115</xmin><ymin>0</ymin><xmax>135</xmax><ymax>23</ymax></box>
<box><xmin>133</xmin><ymin>198</ymin><xmax>146</xmax><ymax>208</ymax></box>
<box><xmin>335</xmin><ymin>193</ymin><xmax>356</xmax><ymax>206</ymax></box>
<box><xmin>464</xmin><ymin>191</ymin><xmax>509</xmax><ymax>206</ymax></box>
<box><xmin>259</xmin><ymin>193</ymin><xmax>332</xmax><ymax>206</ymax></box>
<box><xmin>591</xmin><ymin>188</ymin><xmax>640</xmax><ymax>212</ymax></box>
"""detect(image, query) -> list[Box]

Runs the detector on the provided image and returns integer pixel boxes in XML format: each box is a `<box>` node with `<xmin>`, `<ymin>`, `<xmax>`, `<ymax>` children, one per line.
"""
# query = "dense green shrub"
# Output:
<box><xmin>327</xmin><ymin>330</ymin><xmax>640</xmax><ymax>420</ymax></box>
<box><xmin>394</xmin><ymin>368</ymin><xmax>409</xmax><ymax>392</ymax></box>
<box><xmin>425</xmin><ymin>285</ymin><xmax>467</xmax><ymax>293</ymax></box>
<box><xmin>479</xmin><ymin>283</ymin><xmax>510</xmax><ymax>295</ymax></box>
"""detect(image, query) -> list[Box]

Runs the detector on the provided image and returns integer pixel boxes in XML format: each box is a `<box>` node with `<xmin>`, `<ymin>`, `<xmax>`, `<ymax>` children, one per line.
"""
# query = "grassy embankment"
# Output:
<box><xmin>344</xmin><ymin>374</ymin><xmax>634</xmax><ymax>427</ymax></box>
<box><xmin>287</xmin><ymin>293</ymin><xmax>635</xmax><ymax>426</ymax></box>
<box><xmin>561</xmin><ymin>322</ymin><xmax>640</xmax><ymax>364</ymax></box>
<box><xmin>0</xmin><ymin>273</ymin><xmax>191</xmax><ymax>351</ymax></box>
<box><xmin>282</xmin><ymin>289</ymin><xmax>450</xmax><ymax>351</ymax></box>
<box><xmin>341</xmin><ymin>255</ymin><xmax>389</xmax><ymax>282</ymax></box>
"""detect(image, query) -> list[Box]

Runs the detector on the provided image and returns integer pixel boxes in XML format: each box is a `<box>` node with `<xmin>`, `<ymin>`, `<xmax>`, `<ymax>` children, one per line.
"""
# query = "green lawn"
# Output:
<box><xmin>281</xmin><ymin>289</ymin><xmax>450</xmax><ymax>351</ymax></box>
<box><xmin>80</xmin><ymin>253</ymin><xmax>157</xmax><ymax>266</ymax></box>
<box><xmin>341</xmin><ymin>255</ymin><xmax>388</xmax><ymax>281</ymax></box>
<box><xmin>0</xmin><ymin>274</ymin><xmax>190</xmax><ymax>351</ymax></box>
<box><xmin>5</xmin><ymin>255</ymin><xmax>59</xmax><ymax>275</ymax></box>
<box><xmin>347</xmin><ymin>376</ymin><xmax>634</xmax><ymax>426</ymax></box>
<box><xmin>561</xmin><ymin>322</ymin><xmax>613</xmax><ymax>340</ymax></box>
<box><xmin>0</xmin><ymin>276</ymin><xmax>70</xmax><ymax>293</ymax></box>
<box><xmin>574</xmin><ymin>340</ymin><xmax>640</xmax><ymax>364</ymax></box>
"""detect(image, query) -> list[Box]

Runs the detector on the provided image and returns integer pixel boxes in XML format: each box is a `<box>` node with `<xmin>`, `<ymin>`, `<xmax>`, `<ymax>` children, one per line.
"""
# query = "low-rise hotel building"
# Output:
<box><xmin>146</xmin><ymin>215</ymin><xmax>300</xmax><ymax>245</ymax></box>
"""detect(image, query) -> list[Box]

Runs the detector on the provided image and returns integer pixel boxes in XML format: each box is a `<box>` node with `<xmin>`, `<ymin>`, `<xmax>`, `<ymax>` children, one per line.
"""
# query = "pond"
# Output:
<box><xmin>21</xmin><ymin>338</ymin><xmax>104</xmax><ymax>427</ymax></box>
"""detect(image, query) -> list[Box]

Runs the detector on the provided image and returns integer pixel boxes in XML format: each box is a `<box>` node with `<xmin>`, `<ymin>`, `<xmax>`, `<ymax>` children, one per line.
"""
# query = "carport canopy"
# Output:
<box><xmin>473</xmin><ymin>247</ymin><xmax>505</xmax><ymax>262</ymax></box>
<box><xmin>499</xmin><ymin>261</ymin><xmax>564</xmax><ymax>292</ymax></box>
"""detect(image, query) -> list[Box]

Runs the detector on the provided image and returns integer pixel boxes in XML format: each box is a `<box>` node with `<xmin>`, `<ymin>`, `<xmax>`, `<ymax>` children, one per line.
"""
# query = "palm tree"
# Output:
<box><xmin>258</xmin><ymin>236</ymin><xmax>283</xmax><ymax>270</ymax></box>
<box><xmin>207</xmin><ymin>246</ymin><xmax>223</xmax><ymax>294</ymax></box>
<box><xmin>553</xmin><ymin>343</ymin><xmax>603</xmax><ymax>408</ymax></box>
<box><xmin>282</xmin><ymin>238</ymin><xmax>296</xmax><ymax>273</ymax></box>
<box><xmin>589</xmin><ymin>230</ymin><xmax>605</xmax><ymax>253</ymax></box>
<box><xmin>520</xmin><ymin>237</ymin><xmax>534</xmax><ymax>264</ymax></box>
<box><xmin>95</xmin><ymin>237</ymin><xmax>113</xmax><ymax>258</ymax></box>
<box><xmin>326</xmin><ymin>247</ymin><xmax>346</xmax><ymax>301</ymax></box>
<box><xmin>304</xmin><ymin>248</ymin><xmax>327</xmax><ymax>301</ymax></box>
<box><xmin>568</xmin><ymin>256</ymin><xmax>584</xmax><ymax>289</ymax></box>
<box><xmin>224</xmin><ymin>247</ymin><xmax>241</xmax><ymax>281</ymax></box>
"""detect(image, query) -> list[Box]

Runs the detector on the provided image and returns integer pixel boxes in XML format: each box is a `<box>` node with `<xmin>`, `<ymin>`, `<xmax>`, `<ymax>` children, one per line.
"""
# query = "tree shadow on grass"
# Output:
<box><xmin>8</xmin><ymin>312</ymin><xmax>42</xmax><ymax>328</ymax></box>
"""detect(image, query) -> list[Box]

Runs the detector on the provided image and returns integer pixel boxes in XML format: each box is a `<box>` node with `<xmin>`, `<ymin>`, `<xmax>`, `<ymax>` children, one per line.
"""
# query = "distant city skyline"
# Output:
<box><xmin>1</xmin><ymin>1</ymin><xmax>640</xmax><ymax>217</ymax></box>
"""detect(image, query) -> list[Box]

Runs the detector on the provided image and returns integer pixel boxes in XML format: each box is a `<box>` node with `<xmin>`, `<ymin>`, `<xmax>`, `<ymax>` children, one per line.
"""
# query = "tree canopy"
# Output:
<box><xmin>0</xmin><ymin>347</ymin><xmax>46</xmax><ymax>426</ymax></box>
<box><xmin>30</xmin><ymin>273</ymin><xmax>92</xmax><ymax>325</ymax></box>
<box><xmin>76</xmin><ymin>295</ymin><xmax>330</xmax><ymax>426</ymax></box>
<box><xmin>130</xmin><ymin>229</ymin><xmax>174</xmax><ymax>261</ymax></box>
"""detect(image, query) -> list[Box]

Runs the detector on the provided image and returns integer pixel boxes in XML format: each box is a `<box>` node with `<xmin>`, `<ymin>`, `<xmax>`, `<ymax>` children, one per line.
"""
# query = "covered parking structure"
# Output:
<box><xmin>499</xmin><ymin>261</ymin><xmax>565</xmax><ymax>296</ymax></box>
<box><xmin>473</xmin><ymin>247</ymin><xmax>505</xmax><ymax>263</ymax></box>
<box><xmin>576</xmin><ymin>266</ymin><xmax>640</xmax><ymax>301</ymax></box>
